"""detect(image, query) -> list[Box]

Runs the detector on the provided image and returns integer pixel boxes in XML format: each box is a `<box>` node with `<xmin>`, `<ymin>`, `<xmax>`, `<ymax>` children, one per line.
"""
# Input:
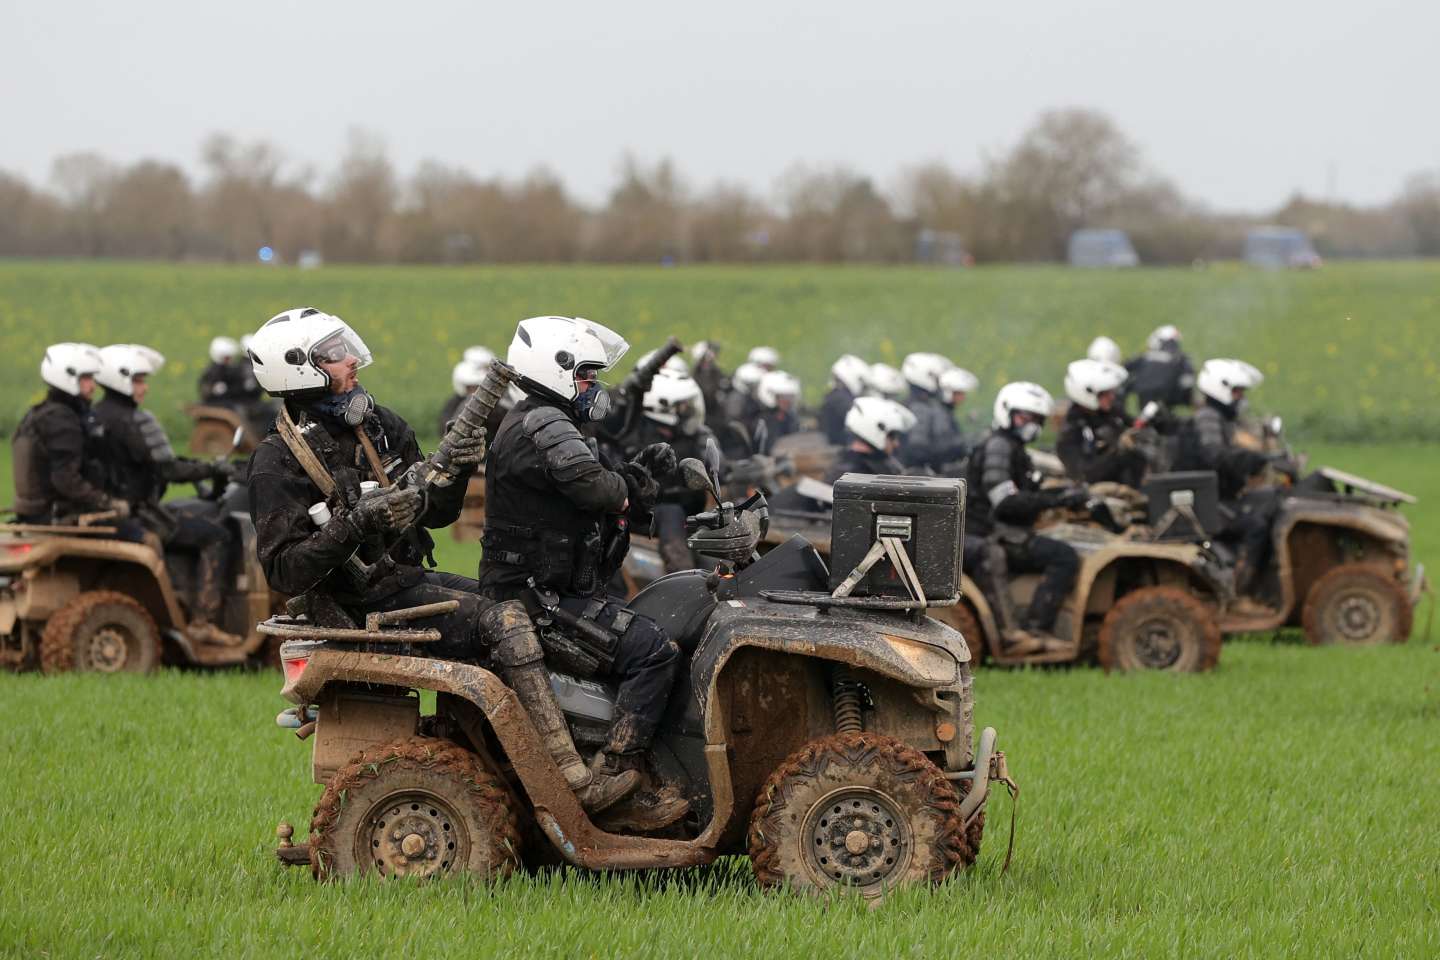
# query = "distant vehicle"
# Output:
<box><xmin>1244</xmin><ymin>227</ymin><xmax>1322</xmax><ymax>269</ymax></box>
<box><xmin>1068</xmin><ymin>229</ymin><xmax>1139</xmax><ymax>268</ymax></box>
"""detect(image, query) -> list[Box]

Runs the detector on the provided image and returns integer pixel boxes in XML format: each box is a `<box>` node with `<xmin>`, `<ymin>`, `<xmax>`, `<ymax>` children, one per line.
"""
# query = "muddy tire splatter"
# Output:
<box><xmin>39</xmin><ymin>590</ymin><xmax>161</xmax><ymax>675</ymax></box>
<box><xmin>747</xmin><ymin>732</ymin><xmax>972</xmax><ymax>898</ymax></box>
<box><xmin>1301</xmin><ymin>563</ymin><xmax>1411</xmax><ymax>646</ymax></box>
<box><xmin>1097</xmin><ymin>585</ymin><xmax>1220</xmax><ymax>673</ymax></box>
<box><xmin>308</xmin><ymin>736</ymin><xmax>520</xmax><ymax>882</ymax></box>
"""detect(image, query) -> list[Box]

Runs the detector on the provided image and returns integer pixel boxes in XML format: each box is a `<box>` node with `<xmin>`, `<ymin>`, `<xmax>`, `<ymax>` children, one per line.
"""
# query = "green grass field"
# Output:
<box><xmin>1</xmin><ymin>262</ymin><xmax>1438</xmax><ymax>958</ymax></box>
<box><xmin>2</xmin><ymin>260</ymin><xmax>1439</xmax><ymax>442</ymax></box>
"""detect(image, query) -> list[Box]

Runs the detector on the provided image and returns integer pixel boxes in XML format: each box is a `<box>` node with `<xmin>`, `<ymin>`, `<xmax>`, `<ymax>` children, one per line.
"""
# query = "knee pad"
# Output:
<box><xmin>478</xmin><ymin>600</ymin><xmax>542</xmax><ymax>668</ymax></box>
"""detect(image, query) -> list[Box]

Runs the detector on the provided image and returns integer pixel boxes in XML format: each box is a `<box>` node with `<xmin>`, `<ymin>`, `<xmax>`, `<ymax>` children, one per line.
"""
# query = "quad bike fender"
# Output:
<box><xmin>287</xmin><ymin>647</ymin><xmax>728</xmax><ymax>871</ymax></box>
<box><xmin>1276</xmin><ymin>500</ymin><xmax>1410</xmax><ymax>552</ymax></box>
<box><xmin>0</xmin><ymin>537</ymin><xmax>186</xmax><ymax>628</ymax></box>
<box><xmin>956</xmin><ymin>574</ymin><xmax>999</xmax><ymax>657</ymax></box>
<box><xmin>1076</xmin><ymin>542</ymin><xmax>1221</xmax><ymax>616</ymax></box>
<box><xmin>186</xmin><ymin>404</ymin><xmax>246</xmax><ymax>429</ymax></box>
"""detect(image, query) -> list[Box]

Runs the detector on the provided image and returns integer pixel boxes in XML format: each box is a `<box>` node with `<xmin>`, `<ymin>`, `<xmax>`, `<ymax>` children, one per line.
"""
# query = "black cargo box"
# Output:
<box><xmin>828</xmin><ymin>473</ymin><xmax>964</xmax><ymax>601</ymax></box>
<box><xmin>1143</xmin><ymin>471</ymin><xmax>1220</xmax><ymax>539</ymax></box>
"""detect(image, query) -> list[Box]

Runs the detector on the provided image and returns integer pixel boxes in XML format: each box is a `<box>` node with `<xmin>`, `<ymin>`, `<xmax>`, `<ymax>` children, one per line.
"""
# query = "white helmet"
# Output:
<box><xmin>40</xmin><ymin>342</ymin><xmax>102</xmax><ymax>397</ymax></box>
<box><xmin>1235</xmin><ymin>360</ymin><xmax>1265</xmax><ymax>387</ymax></box>
<box><xmin>1197</xmin><ymin>358</ymin><xmax>1260</xmax><ymax>406</ymax></box>
<box><xmin>993</xmin><ymin>381</ymin><xmax>1055</xmax><ymax>442</ymax></box>
<box><xmin>690</xmin><ymin>340</ymin><xmax>718</xmax><ymax>364</ymax></box>
<box><xmin>731</xmin><ymin>362</ymin><xmax>765</xmax><ymax>397</ymax></box>
<box><xmin>1064</xmin><ymin>359</ymin><xmax>1128</xmax><ymax>411</ymax></box>
<box><xmin>463</xmin><ymin>345</ymin><xmax>496</xmax><ymax>368</ymax></box>
<box><xmin>1087</xmin><ymin>336</ymin><xmax>1123</xmax><ymax>365</ymax></box>
<box><xmin>756</xmin><ymin>370</ymin><xmax>801</xmax><ymax>409</ymax></box>
<box><xmin>642</xmin><ymin>370</ymin><xmax>706</xmax><ymax>434</ymax></box>
<box><xmin>830</xmin><ymin>354</ymin><xmax>869</xmax><ymax>395</ymax></box>
<box><xmin>210</xmin><ymin>336</ymin><xmax>240</xmax><ymax>365</ymax></box>
<box><xmin>938</xmin><ymin>367</ymin><xmax>979</xmax><ymax>397</ymax></box>
<box><xmin>126</xmin><ymin>344</ymin><xmax>166</xmax><ymax>373</ymax></box>
<box><xmin>865</xmin><ymin>362</ymin><xmax>907</xmax><ymax>400</ymax></box>
<box><xmin>452</xmin><ymin>360</ymin><xmax>486</xmax><ymax>397</ymax></box>
<box><xmin>635</xmin><ymin>348</ymin><xmax>689</xmax><ymax>376</ymax></box>
<box><xmin>901</xmin><ymin>352</ymin><xmax>954</xmax><ymax>393</ymax></box>
<box><xmin>1147</xmin><ymin>325</ymin><xmax>1182</xmax><ymax>351</ymax></box>
<box><xmin>97</xmin><ymin>344</ymin><xmax>156</xmax><ymax>397</ymax></box>
<box><xmin>247</xmin><ymin>307</ymin><xmax>373</xmax><ymax>398</ymax></box>
<box><xmin>747</xmin><ymin>346</ymin><xmax>780</xmax><ymax>369</ymax></box>
<box><xmin>845</xmin><ymin>396</ymin><xmax>917</xmax><ymax>450</ymax></box>
<box><xmin>507</xmin><ymin>315</ymin><xmax>628</xmax><ymax>403</ymax></box>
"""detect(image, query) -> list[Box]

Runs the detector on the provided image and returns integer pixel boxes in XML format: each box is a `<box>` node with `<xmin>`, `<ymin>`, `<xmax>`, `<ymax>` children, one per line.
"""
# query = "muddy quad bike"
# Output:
<box><xmin>0</xmin><ymin>462</ymin><xmax>283</xmax><ymax>673</ymax></box>
<box><xmin>450</xmin><ymin>468</ymin><xmax>487</xmax><ymax>543</ymax></box>
<box><xmin>1151</xmin><ymin>465</ymin><xmax>1428</xmax><ymax>646</ymax></box>
<box><xmin>771</xmin><ymin>430</ymin><xmax>837</xmax><ymax>483</ymax></box>
<box><xmin>265</xmin><ymin>458</ymin><xmax>1013</xmax><ymax>898</ymax></box>
<box><xmin>187</xmin><ymin>401</ymin><xmax>276</xmax><ymax>457</ymax></box>
<box><xmin>696</xmin><ymin>477</ymin><xmax>1229</xmax><ymax>673</ymax></box>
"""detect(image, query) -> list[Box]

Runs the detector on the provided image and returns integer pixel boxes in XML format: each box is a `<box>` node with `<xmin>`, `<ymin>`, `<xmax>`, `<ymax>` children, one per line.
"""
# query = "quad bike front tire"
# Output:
<box><xmin>1097</xmin><ymin>585</ymin><xmax>1221</xmax><ymax>673</ymax></box>
<box><xmin>748</xmin><ymin>732</ymin><xmax>973</xmax><ymax>898</ymax></box>
<box><xmin>1301</xmin><ymin>564</ymin><xmax>1411</xmax><ymax>646</ymax></box>
<box><xmin>39</xmin><ymin>590</ymin><xmax>161</xmax><ymax>675</ymax></box>
<box><xmin>308</xmin><ymin>737</ymin><xmax>520</xmax><ymax>882</ymax></box>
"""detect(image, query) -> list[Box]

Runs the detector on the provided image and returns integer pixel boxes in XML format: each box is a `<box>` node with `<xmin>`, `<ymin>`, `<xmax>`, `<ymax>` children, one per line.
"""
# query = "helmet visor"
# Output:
<box><xmin>576</xmin><ymin>320</ymin><xmax>630</xmax><ymax>371</ymax></box>
<box><xmin>310</xmin><ymin>326</ymin><xmax>373</xmax><ymax>369</ymax></box>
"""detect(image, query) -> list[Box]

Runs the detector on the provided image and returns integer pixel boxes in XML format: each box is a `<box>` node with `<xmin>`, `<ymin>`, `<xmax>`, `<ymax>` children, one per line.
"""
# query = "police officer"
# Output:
<box><xmin>630</xmin><ymin>369</ymin><xmax>717</xmax><ymax>573</ymax></box>
<box><xmin>899</xmin><ymin>352</ymin><xmax>972</xmax><ymax>474</ymax></box>
<box><xmin>94</xmin><ymin>344</ymin><xmax>242</xmax><ymax>645</ymax></box>
<box><xmin>689</xmin><ymin>340</ymin><xmax>726</xmax><ymax>425</ymax></box>
<box><xmin>819</xmin><ymin>355</ymin><xmax>869</xmax><ymax>446</ymax></box>
<box><xmin>824</xmin><ymin>397</ymin><xmax>916</xmax><ymax>482</ymax></box>
<box><xmin>753</xmin><ymin>370</ymin><xmax>800</xmax><ymax>453</ymax></box>
<box><xmin>1176</xmin><ymin>358</ymin><xmax>1279</xmax><ymax>612</ymax></box>
<box><xmin>479</xmin><ymin>315</ymin><xmax>687</xmax><ymax>831</ymax></box>
<box><xmin>1057</xmin><ymin>358</ymin><xmax>1147</xmax><ymax>488</ymax></box>
<box><xmin>198</xmin><ymin>336</ymin><xmax>249</xmax><ymax>405</ymax></box>
<box><xmin>967</xmin><ymin>383</ymin><xmax>1085</xmax><ymax>654</ymax></box>
<box><xmin>440</xmin><ymin>350</ymin><xmax>492</xmax><ymax>438</ymax></box>
<box><xmin>12</xmin><ymin>343</ymin><xmax>134</xmax><ymax>532</ymax></box>
<box><xmin>1125</xmin><ymin>324</ymin><xmax>1196</xmax><ymax>411</ymax></box>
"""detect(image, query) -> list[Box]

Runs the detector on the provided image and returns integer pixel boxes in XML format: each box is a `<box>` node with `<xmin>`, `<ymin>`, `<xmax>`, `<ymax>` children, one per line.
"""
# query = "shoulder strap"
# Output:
<box><xmin>276</xmin><ymin>405</ymin><xmax>337</xmax><ymax>498</ymax></box>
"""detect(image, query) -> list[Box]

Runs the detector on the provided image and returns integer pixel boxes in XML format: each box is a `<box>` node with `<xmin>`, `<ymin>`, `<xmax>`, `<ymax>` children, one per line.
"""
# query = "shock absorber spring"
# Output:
<box><xmin>831</xmin><ymin>665</ymin><xmax>864</xmax><ymax>734</ymax></box>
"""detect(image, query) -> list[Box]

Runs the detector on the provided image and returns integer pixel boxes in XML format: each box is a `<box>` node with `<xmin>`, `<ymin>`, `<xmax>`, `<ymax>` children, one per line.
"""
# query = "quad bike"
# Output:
<box><xmin>1146</xmin><ymin>466</ymin><xmax>1427</xmax><ymax>646</ymax></box>
<box><xmin>265</xmin><ymin>455</ymin><xmax>1014</xmax><ymax>898</ymax></box>
<box><xmin>771</xmin><ymin>430</ymin><xmax>837</xmax><ymax>482</ymax></box>
<box><xmin>0</xmin><ymin>460</ymin><xmax>284</xmax><ymax>673</ymax></box>
<box><xmin>631</xmin><ymin>476</ymin><xmax>1229</xmax><ymax>673</ymax></box>
<box><xmin>187</xmin><ymin>401</ymin><xmax>276</xmax><ymax>457</ymax></box>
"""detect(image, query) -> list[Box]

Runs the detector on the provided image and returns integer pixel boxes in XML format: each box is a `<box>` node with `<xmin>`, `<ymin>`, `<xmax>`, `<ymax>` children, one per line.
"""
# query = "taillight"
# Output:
<box><xmin>281</xmin><ymin>653</ymin><xmax>309</xmax><ymax>685</ymax></box>
<box><xmin>6</xmin><ymin>543</ymin><xmax>32</xmax><ymax>556</ymax></box>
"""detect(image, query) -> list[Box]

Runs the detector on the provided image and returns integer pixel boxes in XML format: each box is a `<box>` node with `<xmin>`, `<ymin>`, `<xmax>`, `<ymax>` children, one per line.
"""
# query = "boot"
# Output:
<box><xmin>589</xmin><ymin>751</ymin><xmax>690</xmax><ymax>832</ymax></box>
<box><xmin>185</xmin><ymin>620</ymin><xmax>246</xmax><ymax>647</ymax></box>
<box><xmin>480</xmin><ymin>601</ymin><xmax>640</xmax><ymax>814</ymax></box>
<box><xmin>1000</xmin><ymin>628</ymin><xmax>1068</xmax><ymax>656</ymax></box>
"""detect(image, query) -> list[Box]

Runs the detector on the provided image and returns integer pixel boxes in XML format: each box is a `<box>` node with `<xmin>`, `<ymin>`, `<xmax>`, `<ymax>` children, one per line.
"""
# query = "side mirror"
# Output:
<box><xmin>1267</xmin><ymin>416</ymin><xmax>1283</xmax><ymax>438</ymax></box>
<box><xmin>702</xmin><ymin>437</ymin><xmax>723</xmax><ymax>498</ymax></box>
<box><xmin>231</xmin><ymin>426</ymin><xmax>246</xmax><ymax>452</ymax></box>
<box><xmin>679</xmin><ymin>458</ymin><xmax>713</xmax><ymax>493</ymax></box>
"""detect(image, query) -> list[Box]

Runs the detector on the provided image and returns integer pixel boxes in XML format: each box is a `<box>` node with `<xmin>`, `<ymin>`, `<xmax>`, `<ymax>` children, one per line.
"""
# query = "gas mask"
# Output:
<box><xmin>573</xmin><ymin>382</ymin><xmax>612</xmax><ymax>422</ymax></box>
<box><xmin>1017</xmin><ymin>421</ymin><xmax>1042</xmax><ymax>443</ymax></box>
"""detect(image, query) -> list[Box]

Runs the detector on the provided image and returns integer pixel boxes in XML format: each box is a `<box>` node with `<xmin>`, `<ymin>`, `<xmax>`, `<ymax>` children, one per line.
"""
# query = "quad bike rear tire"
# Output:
<box><xmin>930</xmin><ymin>602</ymin><xmax>985</xmax><ymax>665</ymax></box>
<box><xmin>1301</xmin><ymin>564</ymin><xmax>1411</xmax><ymax>646</ymax></box>
<box><xmin>308</xmin><ymin>737</ymin><xmax>520</xmax><ymax>882</ymax></box>
<box><xmin>747</xmin><ymin>732</ymin><xmax>973</xmax><ymax>898</ymax></box>
<box><xmin>39</xmin><ymin>590</ymin><xmax>161</xmax><ymax>675</ymax></box>
<box><xmin>1097</xmin><ymin>585</ymin><xmax>1220</xmax><ymax>673</ymax></box>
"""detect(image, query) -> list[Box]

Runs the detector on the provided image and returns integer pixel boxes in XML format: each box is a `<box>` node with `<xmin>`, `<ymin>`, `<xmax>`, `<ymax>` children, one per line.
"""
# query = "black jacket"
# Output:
<box><xmin>1176</xmin><ymin>398</ymin><xmax>1266</xmax><ymax>501</ymax></box>
<box><xmin>198</xmin><ymin>361</ymin><xmax>255</xmax><ymax>406</ymax></box>
<box><xmin>1056</xmin><ymin>404</ymin><xmax>1145</xmax><ymax>487</ymax></box>
<box><xmin>247</xmin><ymin>401</ymin><xmax>467</xmax><ymax>604</ymax></box>
<box><xmin>11</xmin><ymin>388</ymin><xmax>110</xmax><ymax>520</ymax></box>
<box><xmin>819</xmin><ymin>385</ymin><xmax>855</xmax><ymax>446</ymax></box>
<box><xmin>965</xmin><ymin>429</ymin><xmax>1061</xmax><ymax>536</ymax></box>
<box><xmin>94</xmin><ymin>392</ymin><xmax>215</xmax><ymax>507</ymax></box>
<box><xmin>478</xmin><ymin>395</ymin><xmax>637</xmax><ymax>599</ymax></box>
<box><xmin>824</xmin><ymin>445</ymin><xmax>904</xmax><ymax>485</ymax></box>
<box><xmin>1125</xmin><ymin>347</ymin><xmax>1195</xmax><ymax>409</ymax></box>
<box><xmin>900</xmin><ymin>387</ymin><xmax>968</xmax><ymax>473</ymax></box>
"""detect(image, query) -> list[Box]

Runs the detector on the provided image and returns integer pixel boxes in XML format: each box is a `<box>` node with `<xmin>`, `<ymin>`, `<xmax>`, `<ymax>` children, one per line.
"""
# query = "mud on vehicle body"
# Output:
<box><xmin>187</xmin><ymin>403</ymin><xmax>274</xmax><ymax>457</ymax></box>
<box><xmin>269</xmin><ymin>465</ymin><xmax>1012</xmax><ymax>899</ymax></box>
<box><xmin>0</xmin><ymin>478</ymin><xmax>283</xmax><ymax>673</ymax></box>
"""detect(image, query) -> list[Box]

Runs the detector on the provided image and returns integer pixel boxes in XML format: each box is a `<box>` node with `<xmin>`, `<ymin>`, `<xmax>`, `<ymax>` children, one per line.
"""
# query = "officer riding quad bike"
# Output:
<box><xmin>1146</xmin><ymin>466</ymin><xmax>1427</xmax><ymax>645</ymax></box>
<box><xmin>266</xmin><ymin>458</ymin><xmax>1014</xmax><ymax>898</ymax></box>
<box><xmin>0</xmin><ymin>457</ymin><xmax>282</xmax><ymax>673</ymax></box>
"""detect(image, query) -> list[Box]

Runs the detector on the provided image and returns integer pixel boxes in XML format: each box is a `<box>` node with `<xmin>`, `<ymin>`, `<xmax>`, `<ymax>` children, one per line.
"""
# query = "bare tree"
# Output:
<box><xmin>102</xmin><ymin>161</ymin><xmax>195</xmax><ymax>259</ymax></box>
<box><xmin>322</xmin><ymin>129</ymin><xmax>398</xmax><ymax>262</ymax></box>
<box><xmin>590</xmin><ymin>154</ymin><xmax>688</xmax><ymax>262</ymax></box>
<box><xmin>51</xmin><ymin>152</ymin><xmax>116</xmax><ymax>255</ymax></box>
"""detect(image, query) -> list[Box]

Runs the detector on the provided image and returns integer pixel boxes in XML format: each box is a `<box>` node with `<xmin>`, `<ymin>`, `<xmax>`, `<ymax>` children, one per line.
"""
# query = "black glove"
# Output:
<box><xmin>633</xmin><ymin>442</ymin><xmax>677</xmax><ymax>481</ymax></box>
<box><xmin>211</xmin><ymin>460</ymin><xmax>235</xmax><ymax>484</ymax></box>
<box><xmin>439</xmin><ymin>428</ymin><xmax>486</xmax><ymax>469</ymax></box>
<box><xmin>620</xmin><ymin>462</ymin><xmax>660</xmax><ymax>512</ymax></box>
<box><xmin>1053</xmin><ymin>488</ymin><xmax>1091</xmax><ymax>510</ymax></box>
<box><xmin>345</xmin><ymin>485</ymin><xmax>422</xmax><ymax>540</ymax></box>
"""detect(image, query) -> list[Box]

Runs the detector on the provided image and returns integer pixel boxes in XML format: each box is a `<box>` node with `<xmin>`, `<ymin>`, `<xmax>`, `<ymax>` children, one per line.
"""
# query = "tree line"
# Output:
<box><xmin>4</xmin><ymin>108</ymin><xmax>1439</xmax><ymax>265</ymax></box>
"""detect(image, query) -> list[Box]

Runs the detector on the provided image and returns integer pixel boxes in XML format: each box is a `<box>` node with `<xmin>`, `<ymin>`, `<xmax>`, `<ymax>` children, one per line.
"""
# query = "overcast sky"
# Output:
<box><xmin>2</xmin><ymin>0</ymin><xmax>1434</xmax><ymax>211</ymax></box>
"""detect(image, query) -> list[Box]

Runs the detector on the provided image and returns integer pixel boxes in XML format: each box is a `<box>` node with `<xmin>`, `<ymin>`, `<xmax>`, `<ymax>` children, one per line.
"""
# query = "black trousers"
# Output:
<box><xmin>1219</xmin><ymin>488</ymin><xmax>1281</xmax><ymax>592</ymax></box>
<box><xmin>1004</xmin><ymin>534</ymin><xmax>1080</xmax><ymax>632</ymax></box>
<box><xmin>160</xmin><ymin>511</ymin><xmax>233</xmax><ymax>624</ymax></box>
<box><xmin>355</xmin><ymin>572</ymin><xmax>495</xmax><ymax>661</ymax></box>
